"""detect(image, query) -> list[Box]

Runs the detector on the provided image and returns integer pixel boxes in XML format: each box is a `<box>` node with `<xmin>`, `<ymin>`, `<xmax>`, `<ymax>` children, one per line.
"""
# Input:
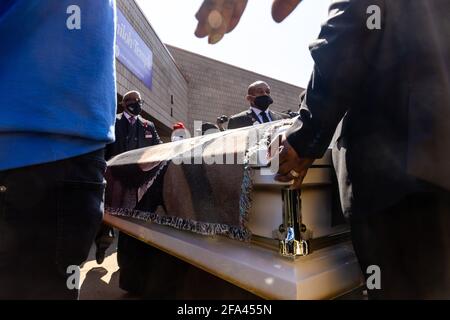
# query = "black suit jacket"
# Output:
<box><xmin>286</xmin><ymin>0</ymin><xmax>450</xmax><ymax>216</ymax></box>
<box><xmin>227</xmin><ymin>108</ymin><xmax>289</xmax><ymax>129</ymax></box>
<box><xmin>105</xmin><ymin>113</ymin><xmax>162</xmax><ymax>161</ymax></box>
<box><xmin>105</xmin><ymin>113</ymin><xmax>163</xmax><ymax>189</ymax></box>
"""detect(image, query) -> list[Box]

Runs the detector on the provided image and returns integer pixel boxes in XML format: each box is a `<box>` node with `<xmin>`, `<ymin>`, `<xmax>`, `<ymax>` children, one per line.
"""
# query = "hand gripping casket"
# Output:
<box><xmin>104</xmin><ymin>118</ymin><xmax>363</xmax><ymax>299</ymax></box>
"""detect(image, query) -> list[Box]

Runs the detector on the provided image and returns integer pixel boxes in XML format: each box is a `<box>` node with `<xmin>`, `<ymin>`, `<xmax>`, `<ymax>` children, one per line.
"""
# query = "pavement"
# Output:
<box><xmin>79</xmin><ymin>237</ymin><xmax>138</xmax><ymax>300</ymax></box>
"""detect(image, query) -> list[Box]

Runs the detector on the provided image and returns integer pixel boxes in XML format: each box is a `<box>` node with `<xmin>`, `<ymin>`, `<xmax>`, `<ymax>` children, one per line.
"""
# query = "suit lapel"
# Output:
<box><xmin>136</xmin><ymin>116</ymin><xmax>144</xmax><ymax>148</ymax></box>
<box><xmin>117</xmin><ymin>113</ymin><xmax>127</xmax><ymax>128</ymax></box>
<box><xmin>269</xmin><ymin>110</ymin><xmax>277</xmax><ymax>121</ymax></box>
<box><xmin>116</xmin><ymin>114</ymin><xmax>129</xmax><ymax>153</ymax></box>
<box><xmin>249</xmin><ymin>108</ymin><xmax>280</xmax><ymax>123</ymax></box>
<box><xmin>248</xmin><ymin>109</ymin><xmax>261</xmax><ymax>124</ymax></box>
<box><xmin>118</xmin><ymin>114</ymin><xmax>128</xmax><ymax>139</ymax></box>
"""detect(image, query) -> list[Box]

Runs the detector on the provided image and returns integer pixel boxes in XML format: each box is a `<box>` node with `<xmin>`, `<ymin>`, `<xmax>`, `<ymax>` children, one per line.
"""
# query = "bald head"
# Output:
<box><xmin>122</xmin><ymin>91</ymin><xmax>142</xmax><ymax>116</ymax></box>
<box><xmin>246</xmin><ymin>81</ymin><xmax>273</xmax><ymax>111</ymax></box>
<box><xmin>123</xmin><ymin>91</ymin><xmax>141</xmax><ymax>103</ymax></box>
<box><xmin>247</xmin><ymin>81</ymin><xmax>270</xmax><ymax>96</ymax></box>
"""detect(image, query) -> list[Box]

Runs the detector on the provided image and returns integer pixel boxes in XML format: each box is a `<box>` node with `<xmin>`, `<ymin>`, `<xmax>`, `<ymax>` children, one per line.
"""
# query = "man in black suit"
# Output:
<box><xmin>227</xmin><ymin>81</ymin><xmax>289</xmax><ymax>129</ymax></box>
<box><xmin>274</xmin><ymin>0</ymin><xmax>450</xmax><ymax>299</ymax></box>
<box><xmin>95</xmin><ymin>91</ymin><xmax>162</xmax><ymax>294</ymax></box>
<box><xmin>105</xmin><ymin>91</ymin><xmax>162</xmax><ymax>160</ymax></box>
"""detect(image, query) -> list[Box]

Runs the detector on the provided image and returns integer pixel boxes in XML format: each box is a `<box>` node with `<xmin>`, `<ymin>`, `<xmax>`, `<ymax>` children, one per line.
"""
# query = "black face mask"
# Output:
<box><xmin>126</xmin><ymin>102</ymin><xmax>142</xmax><ymax>116</ymax></box>
<box><xmin>253</xmin><ymin>95</ymin><xmax>273</xmax><ymax>111</ymax></box>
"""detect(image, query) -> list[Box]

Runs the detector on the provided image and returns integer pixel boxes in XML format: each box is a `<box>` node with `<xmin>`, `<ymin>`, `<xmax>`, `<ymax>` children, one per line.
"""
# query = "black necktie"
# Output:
<box><xmin>260</xmin><ymin>112</ymin><xmax>270</xmax><ymax>123</ymax></box>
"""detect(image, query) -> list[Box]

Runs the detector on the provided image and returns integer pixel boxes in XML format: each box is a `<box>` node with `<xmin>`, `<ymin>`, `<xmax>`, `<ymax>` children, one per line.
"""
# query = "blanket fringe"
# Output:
<box><xmin>106</xmin><ymin>207</ymin><xmax>252</xmax><ymax>241</ymax></box>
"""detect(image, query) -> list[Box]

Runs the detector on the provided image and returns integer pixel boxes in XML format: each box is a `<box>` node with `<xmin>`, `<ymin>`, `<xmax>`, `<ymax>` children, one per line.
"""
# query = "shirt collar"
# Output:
<box><xmin>250</xmin><ymin>106</ymin><xmax>270</xmax><ymax>117</ymax></box>
<box><xmin>123</xmin><ymin>111</ymin><xmax>135</xmax><ymax>121</ymax></box>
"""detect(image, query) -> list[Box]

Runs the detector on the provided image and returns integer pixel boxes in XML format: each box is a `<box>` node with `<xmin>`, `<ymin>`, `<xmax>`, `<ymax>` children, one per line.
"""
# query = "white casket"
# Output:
<box><xmin>249</xmin><ymin>150</ymin><xmax>350</xmax><ymax>254</ymax></box>
<box><xmin>105</xmin><ymin>119</ymin><xmax>364</xmax><ymax>299</ymax></box>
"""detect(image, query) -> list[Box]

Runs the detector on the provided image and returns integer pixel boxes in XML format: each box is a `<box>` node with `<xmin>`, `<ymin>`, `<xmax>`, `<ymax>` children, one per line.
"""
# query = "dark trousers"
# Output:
<box><xmin>116</xmin><ymin>232</ymin><xmax>261</xmax><ymax>299</ymax></box>
<box><xmin>117</xmin><ymin>231</ymin><xmax>189</xmax><ymax>298</ymax></box>
<box><xmin>0</xmin><ymin>150</ymin><xmax>106</xmax><ymax>300</ymax></box>
<box><xmin>351</xmin><ymin>190</ymin><xmax>450</xmax><ymax>299</ymax></box>
<box><xmin>94</xmin><ymin>223</ymin><xmax>115</xmax><ymax>257</ymax></box>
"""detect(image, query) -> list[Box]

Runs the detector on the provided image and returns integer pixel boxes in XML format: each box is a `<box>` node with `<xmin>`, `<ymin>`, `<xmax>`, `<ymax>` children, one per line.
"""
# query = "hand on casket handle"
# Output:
<box><xmin>269</xmin><ymin>135</ymin><xmax>314</xmax><ymax>189</ymax></box>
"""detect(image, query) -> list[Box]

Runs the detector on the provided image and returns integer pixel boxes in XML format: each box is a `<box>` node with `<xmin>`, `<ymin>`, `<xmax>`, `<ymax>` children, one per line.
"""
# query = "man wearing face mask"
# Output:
<box><xmin>104</xmin><ymin>91</ymin><xmax>162</xmax><ymax>160</ymax></box>
<box><xmin>227</xmin><ymin>81</ymin><xmax>289</xmax><ymax>129</ymax></box>
<box><xmin>94</xmin><ymin>90</ymin><xmax>162</xmax><ymax>269</ymax></box>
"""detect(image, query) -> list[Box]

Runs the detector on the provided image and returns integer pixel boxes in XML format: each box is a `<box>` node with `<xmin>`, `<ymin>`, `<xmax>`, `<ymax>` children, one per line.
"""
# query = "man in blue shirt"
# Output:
<box><xmin>0</xmin><ymin>0</ymin><xmax>117</xmax><ymax>299</ymax></box>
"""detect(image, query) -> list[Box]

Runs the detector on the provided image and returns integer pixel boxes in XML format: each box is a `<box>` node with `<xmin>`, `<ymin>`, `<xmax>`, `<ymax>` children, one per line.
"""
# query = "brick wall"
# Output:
<box><xmin>166</xmin><ymin>45</ymin><xmax>305</xmax><ymax>132</ymax></box>
<box><xmin>116</xmin><ymin>0</ymin><xmax>305</xmax><ymax>137</ymax></box>
<box><xmin>116</xmin><ymin>0</ymin><xmax>189</xmax><ymax>138</ymax></box>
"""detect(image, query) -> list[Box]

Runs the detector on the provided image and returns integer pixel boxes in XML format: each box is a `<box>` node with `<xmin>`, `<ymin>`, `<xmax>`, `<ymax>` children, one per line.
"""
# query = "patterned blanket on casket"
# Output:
<box><xmin>105</xmin><ymin>119</ymin><xmax>295</xmax><ymax>241</ymax></box>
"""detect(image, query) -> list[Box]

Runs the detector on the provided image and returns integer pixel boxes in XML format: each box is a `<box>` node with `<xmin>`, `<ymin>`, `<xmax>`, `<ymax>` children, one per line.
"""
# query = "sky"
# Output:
<box><xmin>135</xmin><ymin>0</ymin><xmax>331</xmax><ymax>88</ymax></box>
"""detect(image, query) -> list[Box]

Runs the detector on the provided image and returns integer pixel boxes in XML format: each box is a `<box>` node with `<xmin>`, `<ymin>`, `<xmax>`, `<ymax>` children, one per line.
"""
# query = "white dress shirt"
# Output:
<box><xmin>123</xmin><ymin>111</ymin><xmax>136</xmax><ymax>124</ymax></box>
<box><xmin>250</xmin><ymin>106</ymin><xmax>273</xmax><ymax>123</ymax></box>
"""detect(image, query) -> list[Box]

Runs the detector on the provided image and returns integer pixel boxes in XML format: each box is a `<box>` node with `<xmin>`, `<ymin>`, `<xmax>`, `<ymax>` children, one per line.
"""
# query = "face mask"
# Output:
<box><xmin>253</xmin><ymin>95</ymin><xmax>273</xmax><ymax>111</ymax></box>
<box><xmin>126</xmin><ymin>102</ymin><xmax>142</xmax><ymax>116</ymax></box>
